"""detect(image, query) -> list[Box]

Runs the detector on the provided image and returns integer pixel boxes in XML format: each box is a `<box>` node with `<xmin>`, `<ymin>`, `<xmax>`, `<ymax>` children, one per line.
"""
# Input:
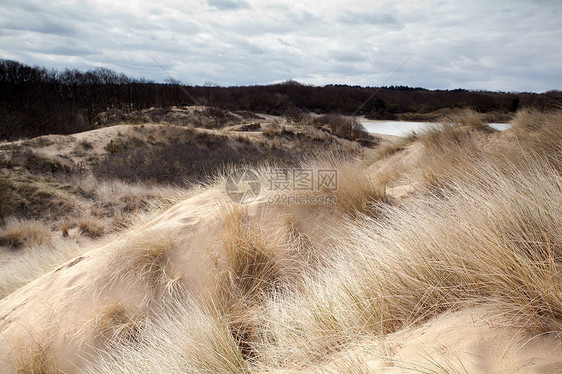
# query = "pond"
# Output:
<box><xmin>360</xmin><ymin>119</ymin><xmax>511</xmax><ymax>136</ymax></box>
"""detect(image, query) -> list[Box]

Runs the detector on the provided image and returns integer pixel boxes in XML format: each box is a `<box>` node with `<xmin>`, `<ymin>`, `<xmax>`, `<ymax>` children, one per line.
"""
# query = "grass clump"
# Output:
<box><xmin>16</xmin><ymin>341</ymin><xmax>59</xmax><ymax>374</ymax></box>
<box><xmin>288</xmin><ymin>159</ymin><xmax>387</xmax><ymax>216</ymax></box>
<box><xmin>91</xmin><ymin>302</ymin><xmax>143</xmax><ymax>344</ymax></box>
<box><xmin>439</xmin><ymin>108</ymin><xmax>495</xmax><ymax>133</ymax></box>
<box><xmin>78</xmin><ymin>217</ymin><xmax>105</xmax><ymax>238</ymax></box>
<box><xmin>0</xmin><ymin>219</ymin><xmax>52</xmax><ymax>248</ymax></box>
<box><xmin>221</xmin><ymin>205</ymin><xmax>280</xmax><ymax>300</ymax></box>
<box><xmin>94</xmin><ymin>228</ymin><xmax>182</xmax><ymax>304</ymax></box>
<box><xmin>374</xmin><ymin>131</ymin><xmax>419</xmax><ymax>160</ymax></box>
<box><xmin>215</xmin><ymin>205</ymin><xmax>282</xmax><ymax>357</ymax></box>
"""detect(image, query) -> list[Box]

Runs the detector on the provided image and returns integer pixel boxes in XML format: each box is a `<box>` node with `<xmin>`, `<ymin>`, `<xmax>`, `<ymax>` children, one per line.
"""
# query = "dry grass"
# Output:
<box><xmin>220</xmin><ymin>205</ymin><xmax>280</xmax><ymax>300</ymax></box>
<box><xmin>411</xmin><ymin>108</ymin><xmax>562</xmax><ymax>190</ymax></box>
<box><xmin>80</xmin><ymin>298</ymin><xmax>250</xmax><ymax>374</ymax></box>
<box><xmin>60</xmin><ymin>217</ymin><xmax>72</xmax><ymax>237</ymax></box>
<box><xmin>332</xmin><ymin>161</ymin><xmax>386</xmax><ymax>215</ymax></box>
<box><xmin>373</xmin><ymin>131</ymin><xmax>418</xmax><ymax>160</ymax></box>
<box><xmin>92</xmin><ymin>228</ymin><xmax>182</xmax><ymax>306</ymax></box>
<box><xmin>508</xmin><ymin>108</ymin><xmax>562</xmax><ymax>166</ymax></box>
<box><xmin>0</xmin><ymin>219</ymin><xmax>52</xmax><ymax>248</ymax></box>
<box><xmin>214</xmin><ymin>205</ymin><xmax>282</xmax><ymax>357</ymax></box>
<box><xmin>91</xmin><ymin>302</ymin><xmax>143</xmax><ymax>344</ymax></box>
<box><xmin>402</xmin><ymin>109</ymin><xmax>493</xmax><ymax>190</ymax></box>
<box><xmin>251</xmin><ymin>150</ymin><xmax>562</xmax><ymax>370</ymax></box>
<box><xmin>78</xmin><ymin>217</ymin><xmax>105</xmax><ymax>238</ymax></box>
<box><xmin>0</xmin><ymin>242</ymin><xmax>84</xmax><ymax>299</ymax></box>
<box><xmin>34</xmin><ymin>110</ymin><xmax>562</xmax><ymax>373</ymax></box>
<box><xmin>296</xmin><ymin>159</ymin><xmax>387</xmax><ymax>216</ymax></box>
<box><xmin>16</xmin><ymin>341</ymin><xmax>59</xmax><ymax>374</ymax></box>
<box><xmin>439</xmin><ymin>108</ymin><xmax>495</xmax><ymax>133</ymax></box>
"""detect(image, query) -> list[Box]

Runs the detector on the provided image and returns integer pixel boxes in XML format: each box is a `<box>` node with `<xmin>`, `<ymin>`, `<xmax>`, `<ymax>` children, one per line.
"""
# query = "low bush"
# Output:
<box><xmin>0</xmin><ymin>175</ymin><xmax>77</xmax><ymax>222</ymax></box>
<box><xmin>314</xmin><ymin>114</ymin><xmax>374</xmax><ymax>142</ymax></box>
<box><xmin>92</xmin><ymin>131</ymin><xmax>355</xmax><ymax>185</ymax></box>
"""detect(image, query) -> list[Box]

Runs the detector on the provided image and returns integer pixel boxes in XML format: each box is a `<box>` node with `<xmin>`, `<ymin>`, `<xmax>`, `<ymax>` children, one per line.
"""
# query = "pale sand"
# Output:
<box><xmin>0</xmin><ymin>186</ymin><xmax>337</xmax><ymax>372</ymax></box>
<box><xmin>268</xmin><ymin>306</ymin><xmax>562</xmax><ymax>373</ymax></box>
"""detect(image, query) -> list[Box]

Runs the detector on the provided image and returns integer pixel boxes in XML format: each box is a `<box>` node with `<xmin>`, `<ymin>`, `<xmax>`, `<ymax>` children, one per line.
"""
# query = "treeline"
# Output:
<box><xmin>1</xmin><ymin>59</ymin><xmax>560</xmax><ymax>140</ymax></box>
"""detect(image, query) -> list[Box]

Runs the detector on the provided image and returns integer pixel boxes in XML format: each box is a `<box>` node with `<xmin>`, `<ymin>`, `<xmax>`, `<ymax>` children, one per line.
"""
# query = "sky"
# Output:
<box><xmin>0</xmin><ymin>0</ymin><xmax>561</xmax><ymax>92</ymax></box>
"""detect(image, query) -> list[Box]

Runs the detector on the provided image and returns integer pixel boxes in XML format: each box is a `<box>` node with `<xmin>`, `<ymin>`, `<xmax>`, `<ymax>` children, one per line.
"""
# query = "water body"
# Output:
<box><xmin>361</xmin><ymin>120</ymin><xmax>511</xmax><ymax>136</ymax></box>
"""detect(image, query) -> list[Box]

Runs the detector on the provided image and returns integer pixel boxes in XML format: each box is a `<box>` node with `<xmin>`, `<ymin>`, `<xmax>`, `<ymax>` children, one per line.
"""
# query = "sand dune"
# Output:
<box><xmin>0</xmin><ymin>109</ymin><xmax>561</xmax><ymax>373</ymax></box>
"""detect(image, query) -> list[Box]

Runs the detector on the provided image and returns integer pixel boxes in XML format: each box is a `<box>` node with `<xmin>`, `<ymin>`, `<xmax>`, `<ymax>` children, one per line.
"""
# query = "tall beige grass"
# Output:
<box><xmin>0</xmin><ymin>242</ymin><xmax>83</xmax><ymax>299</ymax></box>
<box><xmin>76</xmin><ymin>110</ymin><xmax>562</xmax><ymax>372</ymax></box>
<box><xmin>80</xmin><ymin>298</ymin><xmax>249</xmax><ymax>374</ymax></box>
<box><xmin>93</xmin><ymin>228</ymin><xmax>183</xmax><ymax>305</ymax></box>
<box><xmin>249</xmin><ymin>153</ymin><xmax>561</xmax><ymax>370</ymax></box>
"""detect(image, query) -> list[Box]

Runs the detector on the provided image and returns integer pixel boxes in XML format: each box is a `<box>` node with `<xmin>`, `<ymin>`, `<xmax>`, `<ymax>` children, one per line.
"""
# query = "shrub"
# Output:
<box><xmin>283</xmin><ymin>106</ymin><xmax>310</xmax><ymax>124</ymax></box>
<box><xmin>92</xmin><ymin>133</ymin><xmax>304</xmax><ymax>185</ymax></box>
<box><xmin>20</xmin><ymin>149</ymin><xmax>73</xmax><ymax>174</ymax></box>
<box><xmin>314</xmin><ymin>114</ymin><xmax>374</xmax><ymax>142</ymax></box>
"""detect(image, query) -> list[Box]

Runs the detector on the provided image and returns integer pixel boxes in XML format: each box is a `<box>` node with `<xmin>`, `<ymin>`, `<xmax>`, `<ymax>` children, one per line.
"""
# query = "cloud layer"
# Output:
<box><xmin>1</xmin><ymin>0</ymin><xmax>560</xmax><ymax>92</ymax></box>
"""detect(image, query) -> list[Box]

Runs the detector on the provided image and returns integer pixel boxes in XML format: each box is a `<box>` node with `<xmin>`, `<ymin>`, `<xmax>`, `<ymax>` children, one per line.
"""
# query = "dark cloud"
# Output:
<box><xmin>2</xmin><ymin>18</ymin><xmax>76</xmax><ymax>36</ymax></box>
<box><xmin>338</xmin><ymin>10</ymin><xmax>400</xmax><ymax>26</ymax></box>
<box><xmin>207</xmin><ymin>0</ymin><xmax>250</xmax><ymax>11</ymax></box>
<box><xmin>328</xmin><ymin>50</ymin><xmax>368</xmax><ymax>63</ymax></box>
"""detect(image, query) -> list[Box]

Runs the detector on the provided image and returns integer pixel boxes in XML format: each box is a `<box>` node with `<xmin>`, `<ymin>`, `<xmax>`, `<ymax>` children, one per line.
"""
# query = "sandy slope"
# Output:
<box><xmin>0</xmin><ymin>185</ymin><xmax>336</xmax><ymax>372</ymax></box>
<box><xmin>281</xmin><ymin>306</ymin><xmax>562</xmax><ymax>373</ymax></box>
<box><xmin>0</xmin><ymin>187</ymin><xmax>224</xmax><ymax>372</ymax></box>
<box><xmin>2</xmin><ymin>182</ymin><xmax>561</xmax><ymax>373</ymax></box>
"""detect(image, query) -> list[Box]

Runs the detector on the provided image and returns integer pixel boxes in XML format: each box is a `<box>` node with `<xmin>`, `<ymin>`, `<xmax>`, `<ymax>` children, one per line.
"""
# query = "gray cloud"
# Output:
<box><xmin>0</xmin><ymin>0</ymin><xmax>560</xmax><ymax>92</ymax></box>
<box><xmin>338</xmin><ymin>10</ymin><xmax>400</xmax><ymax>26</ymax></box>
<box><xmin>207</xmin><ymin>0</ymin><xmax>250</xmax><ymax>11</ymax></box>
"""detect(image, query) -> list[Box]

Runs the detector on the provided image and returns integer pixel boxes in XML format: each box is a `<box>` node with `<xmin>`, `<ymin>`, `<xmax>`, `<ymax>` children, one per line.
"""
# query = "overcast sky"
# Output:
<box><xmin>1</xmin><ymin>0</ymin><xmax>560</xmax><ymax>92</ymax></box>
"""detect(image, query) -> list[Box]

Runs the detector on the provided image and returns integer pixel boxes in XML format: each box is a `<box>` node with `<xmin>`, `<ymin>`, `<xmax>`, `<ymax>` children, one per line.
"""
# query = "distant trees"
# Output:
<box><xmin>0</xmin><ymin>60</ymin><xmax>183</xmax><ymax>140</ymax></box>
<box><xmin>0</xmin><ymin>59</ymin><xmax>554</xmax><ymax>141</ymax></box>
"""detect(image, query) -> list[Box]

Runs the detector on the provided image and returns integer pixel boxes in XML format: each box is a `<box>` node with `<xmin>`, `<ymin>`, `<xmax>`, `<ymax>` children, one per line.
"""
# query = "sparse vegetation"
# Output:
<box><xmin>92</xmin><ymin>127</ymin><xmax>360</xmax><ymax>185</ymax></box>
